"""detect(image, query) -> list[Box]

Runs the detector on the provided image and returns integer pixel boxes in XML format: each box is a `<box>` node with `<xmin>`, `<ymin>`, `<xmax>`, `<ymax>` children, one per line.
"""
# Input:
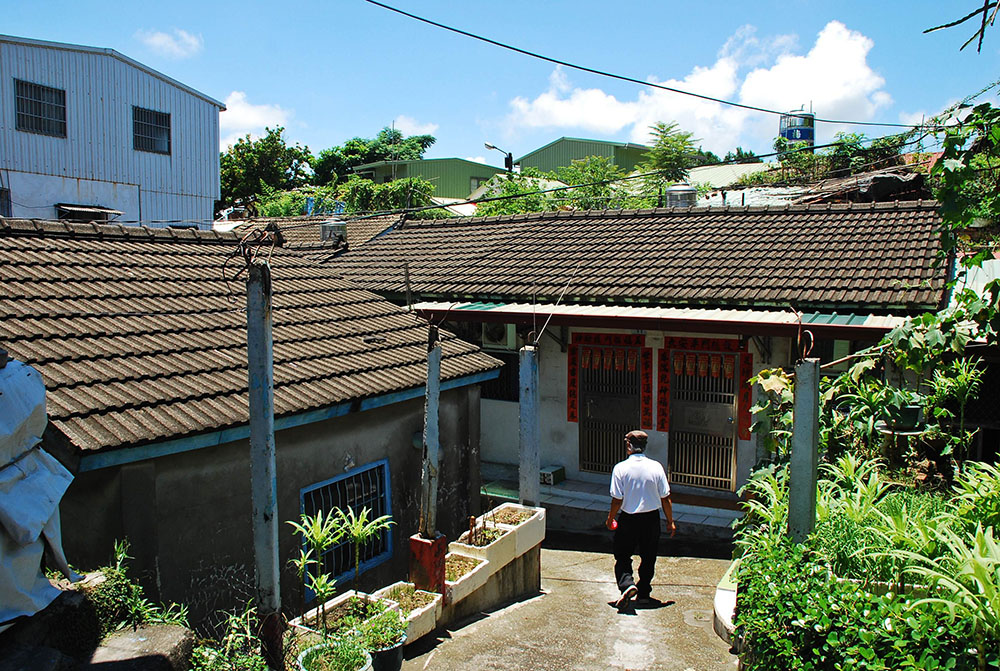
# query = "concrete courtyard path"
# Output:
<box><xmin>402</xmin><ymin>532</ymin><xmax>738</xmax><ymax>671</ymax></box>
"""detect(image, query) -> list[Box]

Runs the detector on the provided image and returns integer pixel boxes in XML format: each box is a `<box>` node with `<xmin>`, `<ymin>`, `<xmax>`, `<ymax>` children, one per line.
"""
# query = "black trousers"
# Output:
<box><xmin>613</xmin><ymin>509</ymin><xmax>660</xmax><ymax>598</ymax></box>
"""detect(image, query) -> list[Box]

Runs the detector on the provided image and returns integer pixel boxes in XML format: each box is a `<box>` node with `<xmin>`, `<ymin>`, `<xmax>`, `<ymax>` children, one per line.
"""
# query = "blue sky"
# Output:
<box><xmin>4</xmin><ymin>1</ymin><xmax>998</xmax><ymax>167</ymax></box>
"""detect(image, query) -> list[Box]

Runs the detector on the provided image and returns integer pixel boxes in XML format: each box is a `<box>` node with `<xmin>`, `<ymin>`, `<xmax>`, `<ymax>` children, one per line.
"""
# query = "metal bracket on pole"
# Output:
<box><xmin>788</xmin><ymin>358</ymin><xmax>820</xmax><ymax>544</ymax></box>
<box><xmin>519</xmin><ymin>345</ymin><xmax>540</xmax><ymax>506</ymax></box>
<box><xmin>419</xmin><ymin>326</ymin><xmax>442</xmax><ymax>538</ymax></box>
<box><xmin>247</xmin><ymin>262</ymin><xmax>283</xmax><ymax>668</ymax></box>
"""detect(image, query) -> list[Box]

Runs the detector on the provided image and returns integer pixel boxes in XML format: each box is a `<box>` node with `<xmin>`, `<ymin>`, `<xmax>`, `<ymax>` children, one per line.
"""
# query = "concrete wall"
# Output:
<box><xmin>59</xmin><ymin>386</ymin><xmax>481</xmax><ymax>631</ymax></box>
<box><xmin>479</xmin><ymin>326</ymin><xmax>792</xmax><ymax>495</ymax></box>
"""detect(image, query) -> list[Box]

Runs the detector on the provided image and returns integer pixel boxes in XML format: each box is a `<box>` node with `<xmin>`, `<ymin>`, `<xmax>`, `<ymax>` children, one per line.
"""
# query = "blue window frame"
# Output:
<box><xmin>299</xmin><ymin>459</ymin><xmax>392</xmax><ymax>596</ymax></box>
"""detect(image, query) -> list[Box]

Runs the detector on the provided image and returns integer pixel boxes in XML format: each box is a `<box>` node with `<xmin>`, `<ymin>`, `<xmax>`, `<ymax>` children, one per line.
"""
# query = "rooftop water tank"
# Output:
<box><xmin>665</xmin><ymin>183</ymin><xmax>698</xmax><ymax>208</ymax></box>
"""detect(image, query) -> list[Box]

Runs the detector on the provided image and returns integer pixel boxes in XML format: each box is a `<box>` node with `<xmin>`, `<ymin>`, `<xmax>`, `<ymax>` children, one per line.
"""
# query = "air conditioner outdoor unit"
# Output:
<box><xmin>482</xmin><ymin>322</ymin><xmax>517</xmax><ymax>350</ymax></box>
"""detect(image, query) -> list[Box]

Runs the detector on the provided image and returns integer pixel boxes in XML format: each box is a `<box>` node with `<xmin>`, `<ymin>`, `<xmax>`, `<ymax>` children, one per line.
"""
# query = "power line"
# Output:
<box><xmin>364</xmin><ymin>0</ymin><xmax>945</xmax><ymax>131</ymax></box>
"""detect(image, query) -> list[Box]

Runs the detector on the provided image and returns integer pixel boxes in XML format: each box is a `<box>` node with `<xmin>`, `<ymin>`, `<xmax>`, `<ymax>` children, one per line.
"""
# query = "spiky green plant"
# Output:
<box><xmin>336</xmin><ymin>507</ymin><xmax>394</xmax><ymax>591</ymax></box>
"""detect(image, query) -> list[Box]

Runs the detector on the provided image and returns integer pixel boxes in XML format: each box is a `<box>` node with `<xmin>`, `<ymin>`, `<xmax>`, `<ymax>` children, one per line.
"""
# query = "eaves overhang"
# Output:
<box><xmin>413</xmin><ymin>301</ymin><xmax>907</xmax><ymax>340</ymax></box>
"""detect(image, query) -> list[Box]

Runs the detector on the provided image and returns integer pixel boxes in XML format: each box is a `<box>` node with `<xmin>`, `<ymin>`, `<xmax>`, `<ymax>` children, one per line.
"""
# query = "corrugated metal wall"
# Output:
<box><xmin>369</xmin><ymin>160</ymin><xmax>504</xmax><ymax>199</ymax></box>
<box><xmin>0</xmin><ymin>40</ymin><xmax>221</xmax><ymax>226</ymax></box>
<box><xmin>520</xmin><ymin>139</ymin><xmax>649</xmax><ymax>174</ymax></box>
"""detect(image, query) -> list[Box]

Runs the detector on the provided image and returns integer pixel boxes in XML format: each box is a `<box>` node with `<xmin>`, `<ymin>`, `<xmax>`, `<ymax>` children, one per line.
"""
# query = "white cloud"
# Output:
<box><xmin>134</xmin><ymin>28</ymin><xmax>203</xmax><ymax>59</ymax></box>
<box><xmin>219</xmin><ymin>91</ymin><xmax>292</xmax><ymax>149</ymax></box>
<box><xmin>465</xmin><ymin>156</ymin><xmax>488</xmax><ymax>164</ymax></box>
<box><xmin>507</xmin><ymin>66</ymin><xmax>639</xmax><ymax>134</ymax></box>
<box><xmin>394</xmin><ymin>115</ymin><xmax>439</xmax><ymax>136</ymax></box>
<box><xmin>504</xmin><ymin>21</ymin><xmax>893</xmax><ymax>156</ymax></box>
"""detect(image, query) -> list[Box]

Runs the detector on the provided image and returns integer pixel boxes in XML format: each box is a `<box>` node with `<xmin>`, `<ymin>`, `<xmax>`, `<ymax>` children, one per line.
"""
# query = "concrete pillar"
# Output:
<box><xmin>788</xmin><ymin>358</ymin><xmax>820</xmax><ymax>544</ymax></box>
<box><xmin>246</xmin><ymin>263</ymin><xmax>282</xmax><ymax>668</ymax></box>
<box><xmin>419</xmin><ymin>327</ymin><xmax>442</xmax><ymax>538</ymax></box>
<box><xmin>519</xmin><ymin>345</ymin><xmax>540</xmax><ymax>506</ymax></box>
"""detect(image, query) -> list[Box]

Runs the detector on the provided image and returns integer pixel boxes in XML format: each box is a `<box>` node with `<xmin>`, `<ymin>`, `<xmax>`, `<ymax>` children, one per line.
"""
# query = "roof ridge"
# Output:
<box><xmin>0</xmin><ymin>219</ymin><xmax>239</xmax><ymax>243</ymax></box>
<box><xmin>399</xmin><ymin>199</ymin><xmax>941</xmax><ymax>227</ymax></box>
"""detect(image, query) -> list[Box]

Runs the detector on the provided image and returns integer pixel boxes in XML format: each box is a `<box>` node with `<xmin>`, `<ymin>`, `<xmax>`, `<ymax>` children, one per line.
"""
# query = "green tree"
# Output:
<box><xmin>313</xmin><ymin>127</ymin><xmax>436</xmax><ymax>185</ymax></box>
<box><xmin>724</xmin><ymin>147</ymin><xmax>762</xmax><ymax>164</ymax></box>
<box><xmin>474</xmin><ymin>168</ymin><xmax>553</xmax><ymax>216</ymax></box>
<box><xmin>642</xmin><ymin>121</ymin><xmax>697</xmax><ymax>182</ymax></box>
<box><xmin>219</xmin><ymin>126</ymin><xmax>312</xmax><ymax>208</ymax></box>
<box><xmin>552</xmin><ymin>156</ymin><xmax>628</xmax><ymax>210</ymax></box>
<box><xmin>336</xmin><ymin>175</ymin><xmax>434</xmax><ymax>214</ymax></box>
<box><xmin>689</xmin><ymin>146</ymin><xmax>721</xmax><ymax>167</ymax></box>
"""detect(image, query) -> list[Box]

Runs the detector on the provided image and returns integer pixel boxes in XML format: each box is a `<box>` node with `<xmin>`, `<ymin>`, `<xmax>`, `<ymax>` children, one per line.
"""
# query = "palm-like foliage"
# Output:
<box><xmin>336</xmin><ymin>506</ymin><xmax>395</xmax><ymax>588</ymax></box>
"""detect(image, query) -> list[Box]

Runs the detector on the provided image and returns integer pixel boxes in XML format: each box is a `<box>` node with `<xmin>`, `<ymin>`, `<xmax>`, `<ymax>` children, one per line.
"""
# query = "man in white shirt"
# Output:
<box><xmin>606</xmin><ymin>430</ymin><xmax>675</xmax><ymax>611</ymax></box>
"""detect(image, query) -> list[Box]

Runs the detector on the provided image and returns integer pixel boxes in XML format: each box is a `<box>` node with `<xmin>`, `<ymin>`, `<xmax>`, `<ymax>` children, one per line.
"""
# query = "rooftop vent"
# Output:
<box><xmin>664</xmin><ymin>184</ymin><xmax>698</xmax><ymax>208</ymax></box>
<box><xmin>320</xmin><ymin>221</ymin><xmax>347</xmax><ymax>243</ymax></box>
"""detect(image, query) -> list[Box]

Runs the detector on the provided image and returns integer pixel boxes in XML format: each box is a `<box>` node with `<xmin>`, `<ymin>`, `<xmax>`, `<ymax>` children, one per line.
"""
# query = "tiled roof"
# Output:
<box><xmin>230</xmin><ymin>214</ymin><xmax>401</xmax><ymax>260</ymax></box>
<box><xmin>330</xmin><ymin>202</ymin><xmax>948</xmax><ymax>312</ymax></box>
<box><xmin>0</xmin><ymin>219</ymin><xmax>499</xmax><ymax>454</ymax></box>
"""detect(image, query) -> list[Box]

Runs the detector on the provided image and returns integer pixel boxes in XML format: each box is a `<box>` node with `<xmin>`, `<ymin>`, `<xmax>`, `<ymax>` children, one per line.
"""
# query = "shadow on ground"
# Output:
<box><xmin>543</xmin><ymin>528</ymin><xmax>733</xmax><ymax>560</ymax></box>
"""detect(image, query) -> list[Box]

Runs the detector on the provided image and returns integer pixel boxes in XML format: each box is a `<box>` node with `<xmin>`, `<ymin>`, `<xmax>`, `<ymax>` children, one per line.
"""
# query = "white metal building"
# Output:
<box><xmin>0</xmin><ymin>35</ymin><xmax>224</xmax><ymax>228</ymax></box>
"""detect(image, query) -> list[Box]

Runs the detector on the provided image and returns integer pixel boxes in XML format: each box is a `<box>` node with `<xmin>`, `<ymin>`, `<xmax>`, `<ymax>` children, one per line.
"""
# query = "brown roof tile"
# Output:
<box><xmin>329</xmin><ymin>202</ymin><xmax>948</xmax><ymax>312</ymax></box>
<box><xmin>0</xmin><ymin>218</ymin><xmax>500</xmax><ymax>453</ymax></box>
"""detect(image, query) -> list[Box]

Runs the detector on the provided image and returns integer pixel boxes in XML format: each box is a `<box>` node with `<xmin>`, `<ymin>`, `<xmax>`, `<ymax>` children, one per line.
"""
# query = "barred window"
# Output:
<box><xmin>133</xmin><ymin>106</ymin><xmax>171</xmax><ymax>154</ymax></box>
<box><xmin>300</xmin><ymin>460</ymin><xmax>392</xmax><ymax>594</ymax></box>
<box><xmin>15</xmin><ymin>79</ymin><xmax>66</xmax><ymax>138</ymax></box>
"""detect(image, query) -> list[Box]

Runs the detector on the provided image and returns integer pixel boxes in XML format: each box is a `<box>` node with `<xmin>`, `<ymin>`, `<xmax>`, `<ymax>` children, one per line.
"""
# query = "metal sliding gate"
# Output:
<box><xmin>578</xmin><ymin>345</ymin><xmax>641</xmax><ymax>474</ymax></box>
<box><xmin>668</xmin><ymin>351</ymin><xmax>738</xmax><ymax>491</ymax></box>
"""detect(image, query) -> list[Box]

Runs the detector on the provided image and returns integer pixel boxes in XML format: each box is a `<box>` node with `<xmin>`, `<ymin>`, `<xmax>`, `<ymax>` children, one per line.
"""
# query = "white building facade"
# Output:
<box><xmin>0</xmin><ymin>35</ymin><xmax>224</xmax><ymax>228</ymax></box>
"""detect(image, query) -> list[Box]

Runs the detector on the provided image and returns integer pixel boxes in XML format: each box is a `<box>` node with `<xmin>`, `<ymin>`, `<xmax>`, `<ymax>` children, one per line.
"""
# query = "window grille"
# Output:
<box><xmin>133</xmin><ymin>106</ymin><xmax>171</xmax><ymax>154</ymax></box>
<box><xmin>0</xmin><ymin>189</ymin><xmax>10</xmax><ymax>217</ymax></box>
<box><xmin>299</xmin><ymin>460</ymin><xmax>392</xmax><ymax>593</ymax></box>
<box><xmin>15</xmin><ymin>79</ymin><xmax>66</xmax><ymax>138</ymax></box>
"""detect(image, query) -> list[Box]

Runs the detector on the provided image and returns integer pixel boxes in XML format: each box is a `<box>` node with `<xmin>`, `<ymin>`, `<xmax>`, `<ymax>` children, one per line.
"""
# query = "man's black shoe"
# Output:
<box><xmin>615</xmin><ymin>585</ymin><xmax>638</xmax><ymax>611</ymax></box>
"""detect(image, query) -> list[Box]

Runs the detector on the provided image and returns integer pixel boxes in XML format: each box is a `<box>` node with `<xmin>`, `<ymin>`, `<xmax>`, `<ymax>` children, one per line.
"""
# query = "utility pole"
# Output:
<box><xmin>788</xmin><ymin>358</ymin><xmax>820</xmax><ymax>544</ymax></box>
<box><xmin>410</xmin><ymin>325</ymin><xmax>446</xmax><ymax>597</ymax></box>
<box><xmin>519</xmin><ymin>343</ymin><xmax>540</xmax><ymax>506</ymax></box>
<box><xmin>419</xmin><ymin>326</ymin><xmax>441</xmax><ymax>538</ymax></box>
<box><xmin>246</xmin><ymin>262</ymin><xmax>283</xmax><ymax>669</ymax></box>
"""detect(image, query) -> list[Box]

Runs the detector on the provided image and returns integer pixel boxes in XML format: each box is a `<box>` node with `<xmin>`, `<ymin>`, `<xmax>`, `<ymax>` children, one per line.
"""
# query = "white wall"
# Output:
<box><xmin>0</xmin><ymin>38</ymin><xmax>221</xmax><ymax>227</ymax></box>
<box><xmin>480</xmin><ymin>325</ymin><xmax>792</xmax><ymax>493</ymax></box>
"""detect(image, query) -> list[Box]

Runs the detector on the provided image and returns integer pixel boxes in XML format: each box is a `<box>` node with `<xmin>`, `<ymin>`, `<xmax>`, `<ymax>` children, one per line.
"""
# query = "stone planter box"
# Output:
<box><xmin>373</xmin><ymin>581</ymin><xmax>443</xmax><ymax>644</ymax></box>
<box><xmin>450</xmin><ymin>524</ymin><xmax>516</xmax><ymax>576</ymax></box>
<box><xmin>491</xmin><ymin>502</ymin><xmax>546</xmax><ymax>557</ymax></box>
<box><xmin>292</xmin><ymin>590</ymin><xmax>397</xmax><ymax>633</ymax></box>
<box><xmin>444</xmin><ymin>552</ymin><xmax>490</xmax><ymax>605</ymax></box>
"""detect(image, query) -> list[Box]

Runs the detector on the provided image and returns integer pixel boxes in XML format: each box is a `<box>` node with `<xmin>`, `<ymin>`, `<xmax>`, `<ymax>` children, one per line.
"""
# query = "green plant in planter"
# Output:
<box><xmin>288</xmin><ymin>511</ymin><xmax>345</xmax><ymax>635</ymax></box>
<box><xmin>300</xmin><ymin>632</ymin><xmax>369</xmax><ymax>671</ymax></box>
<box><xmin>881</xmin><ymin>386</ymin><xmax>924</xmax><ymax>430</ymax></box>
<box><xmin>359</xmin><ymin>607</ymin><xmax>405</xmax><ymax>654</ymax></box>
<box><xmin>336</xmin><ymin>507</ymin><xmax>394</xmax><ymax>592</ymax></box>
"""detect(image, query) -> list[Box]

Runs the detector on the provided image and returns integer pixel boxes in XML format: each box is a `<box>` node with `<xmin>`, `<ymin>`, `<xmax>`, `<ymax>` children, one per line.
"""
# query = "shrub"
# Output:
<box><xmin>736</xmin><ymin>535</ymin><xmax>985</xmax><ymax>670</ymax></box>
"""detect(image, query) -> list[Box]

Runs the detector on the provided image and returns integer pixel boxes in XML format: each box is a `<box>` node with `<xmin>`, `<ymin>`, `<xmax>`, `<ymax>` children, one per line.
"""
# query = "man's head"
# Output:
<box><xmin>625</xmin><ymin>430</ymin><xmax>648</xmax><ymax>454</ymax></box>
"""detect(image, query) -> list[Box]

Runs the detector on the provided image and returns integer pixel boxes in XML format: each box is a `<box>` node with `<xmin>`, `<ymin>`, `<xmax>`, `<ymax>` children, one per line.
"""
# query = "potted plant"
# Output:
<box><xmin>298</xmin><ymin>632</ymin><xmax>373</xmax><ymax>671</ymax></box>
<box><xmin>359</xmin><ymin>606</ymin><xmax>407</xmax><ymax>671</ymax></box>
<box><xmin>373</xmin><ymin>581</ymin><xmax>442</xmax><ymax>643</ymax></box>
<box><xmin>287</xmin><ymin>511</ymin><xmax>344</xmax><ymax>633</ymax></box>
<box><xmin>881</xmin><ymin>387</ymin><xmax>924</xmax><ymax>431</ymax></box>
<box><xmin>336</xmin><ymin>506</ymin><xmax>395</xmax><ymax>595</ymax></box>
<box><xmin>449</xmin><ymin>514</ymin><xmax>516</xmax><ymax>574</ymax></box>
<box><xmin>443</xmin><ymin>552</ymin><xmax>490</xmax><ymax>604</ymax></box>
<box><xmin>489</xmin><ymin>502</ymin><xmax>546</xmax><ymax>557</ymax></box>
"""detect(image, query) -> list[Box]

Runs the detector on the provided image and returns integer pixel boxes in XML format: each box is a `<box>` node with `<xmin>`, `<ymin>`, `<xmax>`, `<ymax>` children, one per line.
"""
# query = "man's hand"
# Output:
<box><xmin>666</xmin><ymin>520</ymin><xmax>676</xmax><ymax>537</ymax></box>
<box><xmin>606</xmin><ymin>517</ymin><xmax>617</xmax><ymax>531</ymax></box>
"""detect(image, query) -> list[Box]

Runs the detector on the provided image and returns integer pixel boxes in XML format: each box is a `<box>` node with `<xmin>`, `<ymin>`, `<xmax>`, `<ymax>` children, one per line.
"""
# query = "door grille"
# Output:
<box><xmin>668</xmin><ymin>351</ymin><xmax>738</xmax><ymax>491</ymax></box>
<box><xmin>578</xmin><ymin>345</ymin><xmax>641</xmax><ymax>473</ymax></box>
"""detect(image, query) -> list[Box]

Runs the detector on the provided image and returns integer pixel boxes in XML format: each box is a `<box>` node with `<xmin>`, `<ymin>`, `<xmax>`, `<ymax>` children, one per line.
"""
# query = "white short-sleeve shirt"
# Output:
<box><xmin>610</xmin><ymin>453</ymin><xmax>670</xmax><ymax>514</ymax></box>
